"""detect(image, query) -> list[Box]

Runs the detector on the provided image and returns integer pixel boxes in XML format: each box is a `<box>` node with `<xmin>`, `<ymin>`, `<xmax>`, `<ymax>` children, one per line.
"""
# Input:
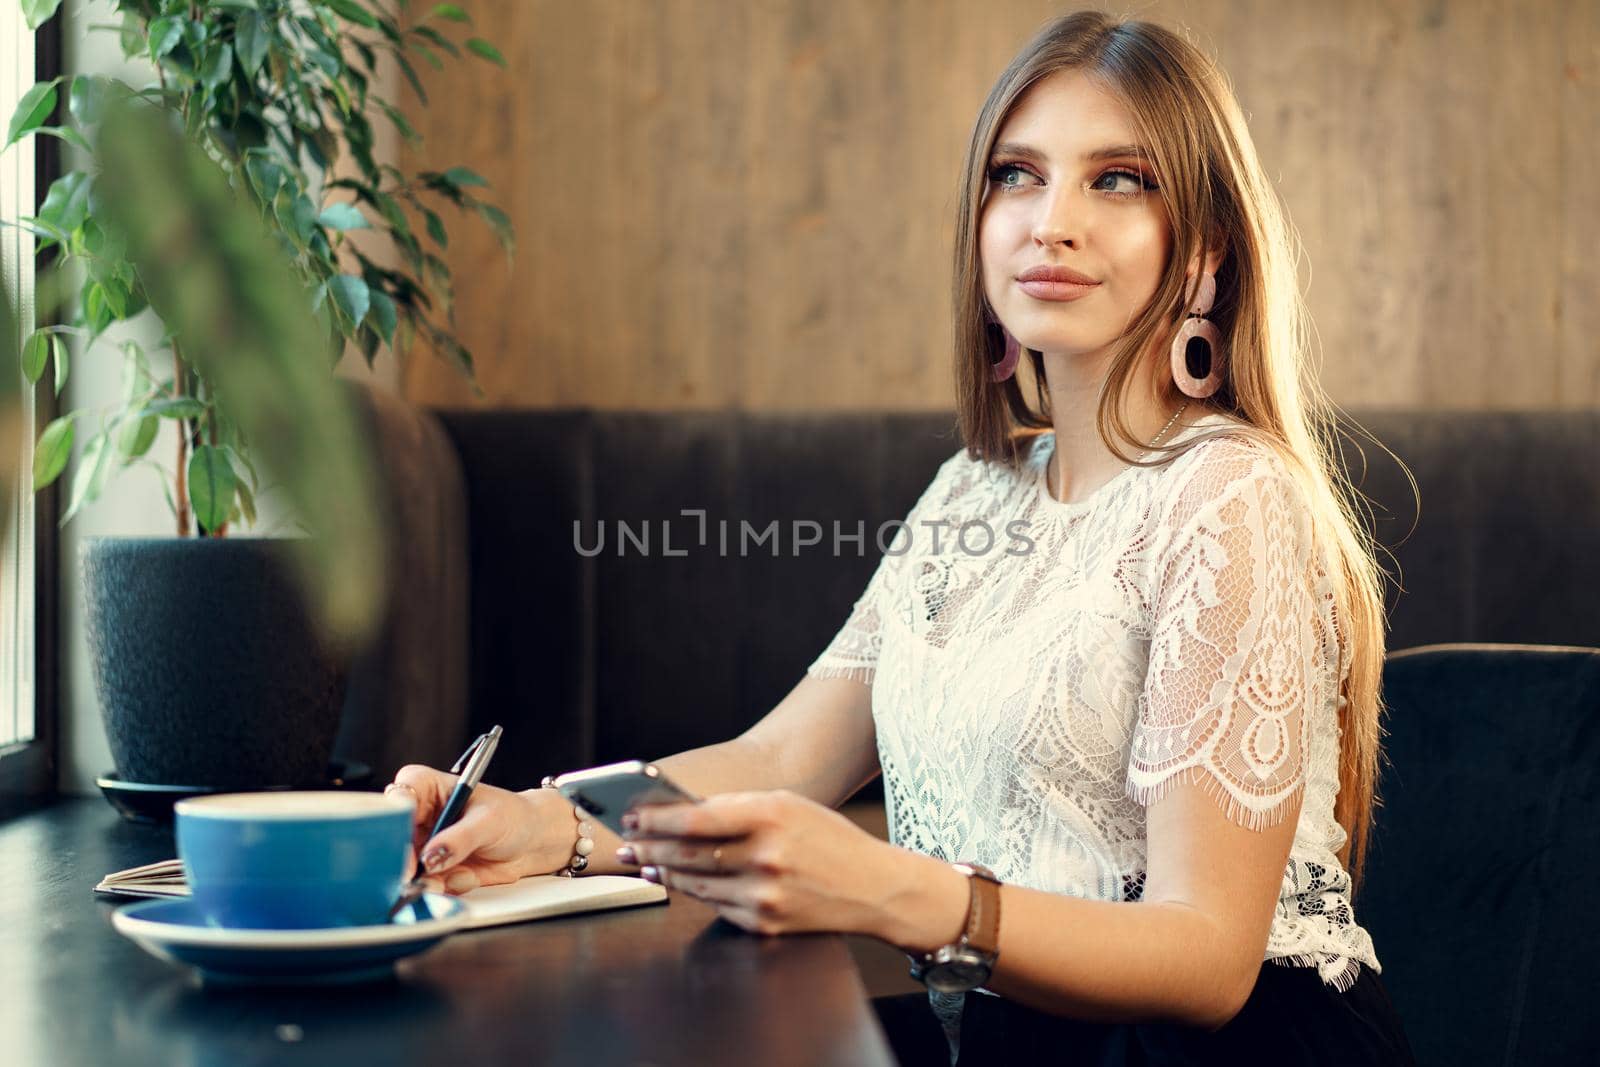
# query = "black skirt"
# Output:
<box><xmin>871</xmin><ymin>960</ymin><xmax>1417</xmax><ymax>1066</ymax></box>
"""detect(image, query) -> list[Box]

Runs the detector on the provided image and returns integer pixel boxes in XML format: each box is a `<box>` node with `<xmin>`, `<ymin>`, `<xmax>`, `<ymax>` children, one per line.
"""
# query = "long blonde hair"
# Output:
<box><xmin>952</xmin><ymin>11</ymin><xmax>1404</xmax><ymax>894</ymax></box>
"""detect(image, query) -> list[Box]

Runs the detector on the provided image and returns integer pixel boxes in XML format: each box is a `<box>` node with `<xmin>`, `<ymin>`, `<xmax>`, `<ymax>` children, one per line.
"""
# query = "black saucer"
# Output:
<box><xmin>96</xmin><ymin>760</ymin><xmax>375</xmax><ymax>824</ymax></box>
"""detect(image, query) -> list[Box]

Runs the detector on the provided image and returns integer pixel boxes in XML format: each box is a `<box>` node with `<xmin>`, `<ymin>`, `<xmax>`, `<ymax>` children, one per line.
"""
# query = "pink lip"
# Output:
<box><xmin>1017</xmin><ymin>279</ymin><xmax>1099</xmax><ymax>302</ymax></box>
<box><xmin>1018</xmin><ymin>264</ymin><xmax>1098</xmax><ymax>284</ymax></box>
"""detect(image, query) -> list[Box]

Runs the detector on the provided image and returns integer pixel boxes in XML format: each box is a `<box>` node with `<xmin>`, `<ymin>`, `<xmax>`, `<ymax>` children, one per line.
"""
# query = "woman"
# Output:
<box><xmin>387</xmin><ymin>11</ymin><xmax>1416</xmax><ymax>1065</ymax></box>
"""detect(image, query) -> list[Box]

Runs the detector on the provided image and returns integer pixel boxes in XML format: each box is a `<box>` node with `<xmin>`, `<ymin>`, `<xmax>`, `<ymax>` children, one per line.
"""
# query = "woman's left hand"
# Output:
<box><xmin>620</xmin><ymin>790</ymin><xmax>910</xmax><ymax>938</ymax></box>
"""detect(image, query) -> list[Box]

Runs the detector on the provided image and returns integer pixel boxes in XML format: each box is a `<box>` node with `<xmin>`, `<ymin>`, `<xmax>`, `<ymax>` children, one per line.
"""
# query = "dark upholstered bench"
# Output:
<box><xmin>340</xmin><ymin>389</ymin><xmax>1600</xmax><ymax>1059</ymax></box>
<box><xmin>1364</xmin><ymin>644</ymin><xmax>1600</xmax><ymax>1064</ymax></box>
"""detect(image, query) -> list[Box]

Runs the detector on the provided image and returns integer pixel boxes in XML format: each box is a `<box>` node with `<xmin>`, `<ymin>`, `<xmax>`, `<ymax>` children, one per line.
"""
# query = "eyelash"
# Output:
<box><xmin>986</xmin><ymin>162</ymin><xmax>1159</xmax><ymax>199</ymax></box>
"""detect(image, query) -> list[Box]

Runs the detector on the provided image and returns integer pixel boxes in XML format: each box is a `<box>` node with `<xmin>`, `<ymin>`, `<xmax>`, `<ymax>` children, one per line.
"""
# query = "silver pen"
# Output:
<box><xmin>410</xmin><ymin>724</ymin><xmax>503</xmax><ymax>881</ymax></box>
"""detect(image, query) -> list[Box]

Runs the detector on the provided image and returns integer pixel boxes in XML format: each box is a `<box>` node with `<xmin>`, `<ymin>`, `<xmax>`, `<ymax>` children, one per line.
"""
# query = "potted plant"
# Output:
<box><xmin>4</xmin><ymin>0</ymin><xmax>512</xmax><ymax>793</ymax></box>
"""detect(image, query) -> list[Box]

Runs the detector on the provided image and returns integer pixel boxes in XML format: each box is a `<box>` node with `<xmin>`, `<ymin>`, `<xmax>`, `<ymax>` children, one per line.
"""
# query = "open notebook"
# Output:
<box><xmin>94</xmin><ymin>859</ymin><xmax>667</xmax><ymax>930</ymax></box>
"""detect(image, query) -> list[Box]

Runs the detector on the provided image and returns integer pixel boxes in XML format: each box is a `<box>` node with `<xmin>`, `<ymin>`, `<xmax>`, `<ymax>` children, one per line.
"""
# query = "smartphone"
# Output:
<box><xmin>551</xmin><ymin>760</ymin><xmax>702</xmax><ymax>838</ymax></box>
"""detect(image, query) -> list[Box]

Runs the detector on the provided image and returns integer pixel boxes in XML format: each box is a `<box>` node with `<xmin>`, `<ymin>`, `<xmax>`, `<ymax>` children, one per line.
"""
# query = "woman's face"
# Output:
<box><xmin>979</xmin><ymin>69</ymin><xmax>1173</xmax><ymax>370</ymax></box>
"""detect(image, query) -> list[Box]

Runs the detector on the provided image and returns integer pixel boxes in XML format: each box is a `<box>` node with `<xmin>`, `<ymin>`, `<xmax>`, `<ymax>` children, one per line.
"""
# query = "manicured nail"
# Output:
<box><xmin>639</xmin><ymin>865</ymin><xmax>660</xmax><ymax>884</ymax></box>
<box><xmin>621</xmin><ymin>811</ymin><xmax>640</xmax><ymax>832</ymax></box>
<box><xmin>422</xmin><ymin>846</ymin><xmax>450</xmax><ymax>872</ymax></box>
<box><xmin>616</xmin><ymin>845</ymin><xmax>637</xmax><ymax>865</ymax></box>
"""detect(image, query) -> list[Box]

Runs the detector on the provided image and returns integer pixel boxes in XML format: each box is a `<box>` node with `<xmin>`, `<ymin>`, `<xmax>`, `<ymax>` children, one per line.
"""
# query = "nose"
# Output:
<box><xmin>1031</xmin><ymin>184</ymin><xmax>1082</xmax><ymax>249</ymax></box>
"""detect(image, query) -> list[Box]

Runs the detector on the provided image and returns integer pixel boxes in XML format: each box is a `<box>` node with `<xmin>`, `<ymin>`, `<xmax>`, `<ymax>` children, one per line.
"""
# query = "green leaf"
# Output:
<box><xmin>326</xmin><ymin>274</ymin><xmax>371</xmax><ymax>329</ymax></box>
<box><xmin>146</xmin><ymin>396</ymin><xmax>208</xmax><ymax>420</ymax></box>
<box><xmin>13</xmin><ymin>215</ymin><xmax>71</xmax><ymax>252</ymax></box>
<box><xmin>235</xmin><ymin>13</ymin><xmax>270</xmax><ymax>77</ymax></box>
<box><xmin>410</xmin><ymin>25</ymin><xmax>460</xmax><ymax>58</ymax></box>
<box><xmin>33</xmin><ymin>125</ymin><xmax>91</xmax><ymax>153</ymax></box>
<box><xmin>37</xmin><ymin>171</ymin><xmax>91</xmax><ymax>234</ymax></box>
<box><xmin>435</xmin><ymin>333</ymin><xmax>478</xmax><ymax>382</ymax></box>
<box><xmin>410</xmin><ymin>40</ymin><xmax>443</xmax><ymax>71</ymax></box>
<box><xmin>117</xmin><ymin>414</ymin><xmax>158</xmax><ymax>462</ymax></box>
<box><xmin>51</xmin><ymin>334</ymin><xmax>67</xmax><ymax>396</ymax></box>
<box><xmin>465</xmin><ymin>38</ymin><xmax>506</xmax><ymax>68</ymax></box>
<box><xmin>305</xmin><ymin>45</ymin><xmax>341</xmax><ymax>79</ymax></box>
<box><xmin>424</xmin><ymin>253</ymin><xmax>452</xmax><ymax>293</ymax></box>
<box><xmin>32</xmin><ymin>416</ymin><xmax>74</xmax><ymax>490</ymax></box>
<box><xmin>99</xmin><ymin>274</ymin><xmax>129</xmax><ymax>320</ymax></box>
<box><xmin>275</xmin><ymin>190</ymin><xmax>319</xmax><ymax>248</ymax></box>
<box><xmin>62</xmin><ymin>431</ymin><xmax>114</xmax><ymax>524</ymax></box>
<box><xmin>317</xmin><ymin>202</ymin><xmax>370</xmax><ymax>231</ymax></box>
<box><xmin>83</xmin><ymin>284</ymin><xmax>112</xmax><ymax>336</ymax></box>
<box><xmin>21</xmin><ymin>330</ymin><xmax>50</xmax><ymax>384</ymax></box>
<box><xmin>233</xmin><ymin>467</ymin><xmax>258</xmax><ymax>527</ymax></box>
<box><xmin>118</xmin><ymin>11</ymin><xmax>143</xmax><ymax>56</ymax></box>
<box><xmin>351</xmin><ymin>38</ymin><xmax>378</xmax><ymax>72</ymax></box>
<box><xmin>145</xmin><ymin>457</ymin><xmax>179</xmax><ymax>520</ymax></box>
<box><xmin>120</xmin><ymin>342</ymin><xmax>152</xmax><ymax>405</ymax></box>
<box><xmin>148</xmin><ymin>16</ymin><xmax>184</xmax><ymax>60</ymax></box>
<box><xmin>378</xmin><ymin>100</ymin><xmax>419</xmax><ymax>143</ymax></box>
<box><xmin>22</xmin><ymin>0</ymin><xmax>66</xmax><ymax>32</ymax></box>
<box><xmin>324</xmin><ymin>0</ymin><xmax>380</xmax><ymax>29</ymax></box>
<box><xmin>442</xmin><ymin>166</ymin><xmax>489</xmax><ymax>189</ymax></box>
<box><xmin>244</xmin><ymin>155</ymin><xmax>285</xmax><ymax>203</ymax></box>
<box><xmin>68</xmin><ymin>75</ymin><xmax>103</xmax><ymax>125</ymax></box>
<box><xmin>475</xmin><ymin>202</ymin><xmax>515</xmax><ymax>258</ymax></box>
<box><xmin>5</xmin><ymin>79</ymin><xmax>61</xmax><ymax>149</ymax></box>
<box><xmin>357</xmin><ymin>322</ymin><xmax>380</xmax><ymax>365</ymax></box>
<box><xmin>187</xmin><ymin>445</ymin><xmax>236</xmax><ymax>533</ymax></box>
<box><xmin>368</xmin><ymin>288</ymin><xmax>397</xmax><ymax>345</ymax></box>
<box><xmin>200</xmin><ymin>43</ymin><xmax>234</xmax><ymax>90</ymax></box>
<box><xmin>393</xmin><ymin>51</ymin><xmax>428</xmax><ymax>105</ymax></box>
<box><xmin>423</xmin><ymin>207</ymin><xmax>447</xmax><ymax>249</ymax></box>
<box><xmin>373</xmin><ymin>190</ymin><xmax>411</xmax><ymax>234</ymax></box>
<box><xmin>428</xmin><ymin>4</ymin><xmax>471</xmax><ymax>23</ymax></box>
<box><xmin>219</xmin><ymin>442</ymin><xmax>260</xmax><ymax>493</ymax></box>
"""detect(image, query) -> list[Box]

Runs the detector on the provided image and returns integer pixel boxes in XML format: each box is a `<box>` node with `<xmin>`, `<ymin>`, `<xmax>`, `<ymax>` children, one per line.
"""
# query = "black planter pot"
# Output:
<box><xmin>82</xmin><ymin>536</ymin><xmax>350</xmax><ymax>791</ymax></box>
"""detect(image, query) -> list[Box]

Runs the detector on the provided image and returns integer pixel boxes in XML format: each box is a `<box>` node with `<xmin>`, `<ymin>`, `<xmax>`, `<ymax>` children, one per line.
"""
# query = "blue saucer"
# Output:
<box><xmin>112</xmin><ymin>893</ymin><xmax>467</xmax><ymax>986</ymax></box>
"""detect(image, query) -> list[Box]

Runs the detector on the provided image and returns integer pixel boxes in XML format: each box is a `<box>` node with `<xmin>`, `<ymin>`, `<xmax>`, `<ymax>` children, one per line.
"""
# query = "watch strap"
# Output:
<box><xmin>954</xmin><ymin>862</ymin><xmax>1001</xmax><ymax>957</ymax></box>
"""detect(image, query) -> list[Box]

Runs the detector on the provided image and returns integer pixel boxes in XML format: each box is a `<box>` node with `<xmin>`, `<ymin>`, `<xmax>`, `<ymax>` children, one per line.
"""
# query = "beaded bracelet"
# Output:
<box><xmin>540</xmin><ymin>776</ymin><xmax>595</xmax><ymax>876</ymax></box>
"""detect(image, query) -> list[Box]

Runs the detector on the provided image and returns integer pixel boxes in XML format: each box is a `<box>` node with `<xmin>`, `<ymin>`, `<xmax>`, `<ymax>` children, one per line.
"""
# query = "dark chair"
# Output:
<box><xmin>1360</xmin><ymin>644</ymin><xmax>1600</xmax><ymax>1066</ymax></box>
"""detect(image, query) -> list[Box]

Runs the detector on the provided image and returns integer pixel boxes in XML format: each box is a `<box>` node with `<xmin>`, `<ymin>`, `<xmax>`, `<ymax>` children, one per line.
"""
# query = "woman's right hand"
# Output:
<box><xmin>385</xmin><ymin>764</ymin><xmax>572</xmax><ymax>896</ymax></box>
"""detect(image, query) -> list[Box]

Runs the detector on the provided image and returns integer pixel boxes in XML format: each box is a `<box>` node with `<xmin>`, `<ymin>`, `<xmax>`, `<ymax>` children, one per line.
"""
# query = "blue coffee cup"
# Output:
<box><xmin>174</xmin><ymin>791</ymin><xmax>415</xmax><ymax>929</ymax></box>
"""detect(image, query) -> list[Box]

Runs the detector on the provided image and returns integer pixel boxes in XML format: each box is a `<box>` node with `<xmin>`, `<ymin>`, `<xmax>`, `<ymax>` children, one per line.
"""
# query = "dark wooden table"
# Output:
<box><xmin>0</xmin><ymin>798</ymin><xmax>898</xmax><ymax>1067</ymax></box>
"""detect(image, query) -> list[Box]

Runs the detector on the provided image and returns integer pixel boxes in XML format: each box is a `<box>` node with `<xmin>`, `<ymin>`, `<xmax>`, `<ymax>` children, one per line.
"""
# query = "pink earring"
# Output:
<box><xmin>984</xmin><ymin>306</ymin><xmax>1022</xmax><ymax>383</ymax></box>
<box><xmin>1169</xmin><ymin>271</ymin><xmax>1226</xmax><ymax>398</ymax></box>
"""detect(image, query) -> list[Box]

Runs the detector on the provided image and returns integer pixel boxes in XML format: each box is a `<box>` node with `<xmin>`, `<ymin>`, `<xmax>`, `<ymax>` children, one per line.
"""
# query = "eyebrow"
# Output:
<box><xmin>990</xmin><ymin>141</ymin><xmax>1152</xmax><ymax>163</ymax></box>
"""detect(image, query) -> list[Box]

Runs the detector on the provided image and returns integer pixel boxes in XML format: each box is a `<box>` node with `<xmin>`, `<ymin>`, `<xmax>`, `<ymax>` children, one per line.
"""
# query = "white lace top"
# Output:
<box><xmin>807</xmin><ymin>412</ymin><xmax>1379</xmax><ymax>1028</ymax></box>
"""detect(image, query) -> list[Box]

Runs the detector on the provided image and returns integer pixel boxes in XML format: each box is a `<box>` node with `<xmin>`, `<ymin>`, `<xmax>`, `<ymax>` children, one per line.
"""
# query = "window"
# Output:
<box><xmin>0</xmin><ymin>1</ymin><xmax>55</xmax><ymax>808</ymax></box>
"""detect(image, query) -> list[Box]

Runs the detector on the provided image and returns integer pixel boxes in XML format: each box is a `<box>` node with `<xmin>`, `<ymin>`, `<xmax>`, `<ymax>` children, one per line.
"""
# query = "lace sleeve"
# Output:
<box><xmin>804</xmin><ymin>549</ymin><xmax>896</xmax><ymax>687</ymax></box>
<box><xmin>1126</xmin><ymin>443</ymin><xmax>1336</xmax><ymax>832</ymax></box>
<box><xmin>806</xmin><ymin>447</ymin><xmax>975</xmax><ymax>688</ymax></box>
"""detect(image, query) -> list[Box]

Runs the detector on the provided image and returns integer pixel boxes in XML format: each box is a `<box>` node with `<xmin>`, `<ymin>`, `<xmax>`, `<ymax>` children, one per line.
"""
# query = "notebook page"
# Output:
<box><xmin>458</xmin><ymin>874</ymin><xmax>666</xmax><ymax>929</ymax></box>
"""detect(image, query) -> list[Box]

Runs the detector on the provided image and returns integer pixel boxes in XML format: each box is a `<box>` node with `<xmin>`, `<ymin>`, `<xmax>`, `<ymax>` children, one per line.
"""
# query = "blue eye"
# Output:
<box><xmin>987</xmin><ymin>163</ymin><xmax>1033</xmax><ymax>188</ymax></box>
<box><xmin>1095</xmin><ymin>169</ymin><xmax>1159</xmax><ymax>197</ymax></box>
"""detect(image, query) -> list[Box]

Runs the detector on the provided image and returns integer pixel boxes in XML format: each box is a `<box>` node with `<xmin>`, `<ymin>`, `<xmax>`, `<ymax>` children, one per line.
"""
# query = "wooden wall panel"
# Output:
<box><xmin>399</xmin><ymin>0</ymin><xmax>1598</xmax><ymax>411</ymax></box>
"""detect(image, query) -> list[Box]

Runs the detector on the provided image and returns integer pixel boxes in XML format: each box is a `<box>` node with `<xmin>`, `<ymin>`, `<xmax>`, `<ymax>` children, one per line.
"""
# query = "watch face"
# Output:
<box><xmin>925</xmin><ymin>954</ymin><xmax>991</xmax><ymax>994</ymax></box>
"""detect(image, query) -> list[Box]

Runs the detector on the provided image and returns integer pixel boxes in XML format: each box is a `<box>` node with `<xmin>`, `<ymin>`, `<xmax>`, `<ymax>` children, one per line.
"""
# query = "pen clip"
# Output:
<box><xmin>450</xmin><ymin>724</ymin><xmax>503</xmax><ymax>787</ymax></box>
<box><xmin>449</xmin><ymin>731</ymin><xmax>490</xmax><ymax>775</ymax></box>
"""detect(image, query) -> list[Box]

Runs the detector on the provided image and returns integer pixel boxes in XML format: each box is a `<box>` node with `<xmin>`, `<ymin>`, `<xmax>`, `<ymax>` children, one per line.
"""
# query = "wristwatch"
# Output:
<box><xmin>907</xmin><ymin>861</ymin><xmax>1002</xmax><ymax>994</ymax></box>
